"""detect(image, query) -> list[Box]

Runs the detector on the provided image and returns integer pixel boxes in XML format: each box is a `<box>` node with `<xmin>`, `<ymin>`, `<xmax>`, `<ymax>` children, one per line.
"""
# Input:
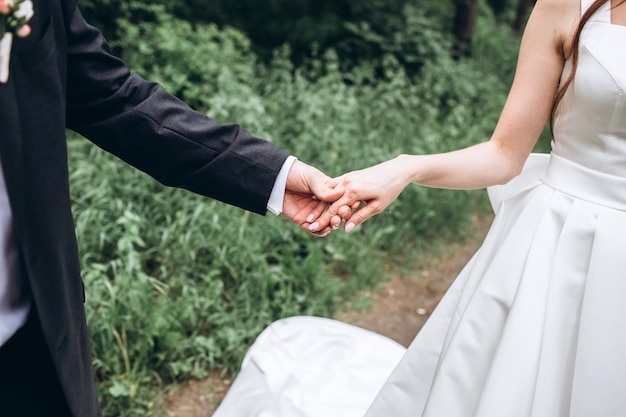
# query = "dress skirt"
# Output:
<box><xmin>364</xmin><ymin>153</ymin><xmax>626</xmax><ymax>417</ymax></box>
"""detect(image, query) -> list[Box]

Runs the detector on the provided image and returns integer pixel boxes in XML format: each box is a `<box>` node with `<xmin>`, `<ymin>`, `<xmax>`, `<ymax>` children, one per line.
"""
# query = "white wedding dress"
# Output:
<box><xmin>214</xmin><ymin>1</ymin><xmax>626</xmax><ymax>416</ymax></box>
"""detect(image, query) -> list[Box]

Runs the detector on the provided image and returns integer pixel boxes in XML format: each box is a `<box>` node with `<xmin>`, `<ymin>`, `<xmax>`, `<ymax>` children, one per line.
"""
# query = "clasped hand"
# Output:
<box><xmin>283</xmin><ymin>158</ymin><xmax>409</xmax><ymax>236</ymax></box>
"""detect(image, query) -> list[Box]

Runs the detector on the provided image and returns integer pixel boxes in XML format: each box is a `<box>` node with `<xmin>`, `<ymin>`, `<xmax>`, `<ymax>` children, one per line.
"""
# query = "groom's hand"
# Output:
<box><xmin>308</xmin><ymin>158</ymin><xmax>409</xmax><ymax>233</ymax></box>
<box><xmin>281</xmin><ymin>161</ymin><xmax>344</xmax><ymax>236</ymax></box>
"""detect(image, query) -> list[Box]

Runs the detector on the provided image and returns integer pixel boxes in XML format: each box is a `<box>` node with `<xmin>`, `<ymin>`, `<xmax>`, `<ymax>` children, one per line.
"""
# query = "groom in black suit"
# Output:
<box><xmin>0</xmin><ymin>0</ymin><xmax>342</xmax><ymax>416</ymax></box>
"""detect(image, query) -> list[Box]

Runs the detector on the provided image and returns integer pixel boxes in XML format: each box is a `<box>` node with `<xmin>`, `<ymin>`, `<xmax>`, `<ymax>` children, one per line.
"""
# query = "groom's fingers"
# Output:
<box><xmin>312</xmin><ymin>180</ymin><xmax>344</xmax><ymax>203</ymax></box>
<box><xmin>303</xmin><ymin>198</ymin><xmax>329</xmax><ymax>225</ymax></box>
<box><xmin>298</xmin><ymin>162</ymin><xmax>344</xmax><ymax>203</ymax></box>
<box><xmin>337</xmin><ymin>205</ymin><xmax>353</xmax><ymax>220</ymax></box>
<box><xmin>330</xmin><ymin>214</ymin><xmax>344</xmax><ymax>229</ymax></box>
<box><xmin>310</xmin><ymin>225</ymin><xmax>332</xmax><ymax>237</ymax></box>
<box><xmin>308</xmin><ymin>202</ymin><xmax>342</xmax><ymax>232</ymax></box>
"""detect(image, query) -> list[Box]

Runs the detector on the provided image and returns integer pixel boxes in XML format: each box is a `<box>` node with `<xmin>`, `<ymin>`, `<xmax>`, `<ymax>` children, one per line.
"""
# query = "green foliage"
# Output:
<box><xmin>81</xmin><ymin>0</ymin><xmax>458</xmax><ymax>78</ymax></box>
<box><xmin>68</xmin><ymin>3</ymin><xmax>522</xmax><ymax>416</ymax></box>
<box><xmin>113</xmin><ymin>8</ymin><xmax>262</xmax><ymax>119</ymax></box>
<box><xmin>165</xmin><ymin>0</ymin><xmax>413</xmax><ymax>67</ymax></box>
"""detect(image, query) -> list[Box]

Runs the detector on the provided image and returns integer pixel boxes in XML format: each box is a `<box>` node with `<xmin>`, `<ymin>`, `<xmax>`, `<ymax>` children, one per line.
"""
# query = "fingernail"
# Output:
<box><xmin>308</xmin><ymin>222</ymin><xmax>320</xmax><ymax>231</ymax></box>
<box><xmin>332</xmin><ymin>224</ymin><xmax>340</xmax><ymax>230</ymax></box>
<box><xmin>306</xmin><ymin>214</ymin><xmax>314</xmax><ymax>223</ymax></box>
<box><xmin>345</xmin><ymin>222</ymin><xmax>356</xmax><ymax>233</ymax></box>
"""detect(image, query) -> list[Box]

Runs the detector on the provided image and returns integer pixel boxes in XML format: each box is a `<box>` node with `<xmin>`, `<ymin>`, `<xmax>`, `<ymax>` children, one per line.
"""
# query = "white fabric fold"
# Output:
<box><xmin>213</xmin><ymin>316</ymin><xmax>405</xmax><ymax>417</ymax></box>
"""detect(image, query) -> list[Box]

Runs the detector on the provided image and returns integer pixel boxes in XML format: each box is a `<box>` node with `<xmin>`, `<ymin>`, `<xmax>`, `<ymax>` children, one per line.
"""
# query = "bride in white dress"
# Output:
<box><xmin>215</xmin><ymin>0</ymin><xmax>626</xmax><ymax>416</ymax></box>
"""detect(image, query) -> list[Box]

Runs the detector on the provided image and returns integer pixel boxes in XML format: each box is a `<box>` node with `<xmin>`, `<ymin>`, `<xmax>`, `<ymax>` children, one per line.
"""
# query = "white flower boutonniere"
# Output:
<box><xmin>0</xmin><ymin>0</ymin><xmax>34</xmax><ymax>83</ymax></box>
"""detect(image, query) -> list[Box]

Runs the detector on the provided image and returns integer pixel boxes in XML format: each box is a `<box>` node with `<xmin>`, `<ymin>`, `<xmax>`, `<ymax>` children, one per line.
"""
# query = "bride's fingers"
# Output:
<box><xmin>343</xmin><ymin>202</ymin><xmax>382</xmax><ymax>233</ymax></box>
<box><xmin>334</xmin><ymin>200</ymin><xmax>364</xmax><ymax>221</ymax></box>
<box><xmin>307</xmin><ymin>208</ymin><xmax>343</xmax><ymax>232</ymax></box>
<box><xmin>308</xmin><ymin>192</ymin><xmax>364</xmax><ymax>232</ymax></box>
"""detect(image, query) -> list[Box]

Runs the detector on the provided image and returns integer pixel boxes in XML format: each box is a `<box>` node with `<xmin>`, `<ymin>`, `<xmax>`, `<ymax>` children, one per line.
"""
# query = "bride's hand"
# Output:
<box><xmin>309</xmin><ymin>157</ymin><xmax>410</xmax><ymax>233</ymax></box>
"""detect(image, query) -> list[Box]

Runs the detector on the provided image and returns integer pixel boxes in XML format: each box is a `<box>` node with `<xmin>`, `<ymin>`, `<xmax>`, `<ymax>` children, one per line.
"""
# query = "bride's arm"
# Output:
<box><xmin>311</xmin><ymin>0</ymin><xmax>578</xmax><ymax>233</ymax></box>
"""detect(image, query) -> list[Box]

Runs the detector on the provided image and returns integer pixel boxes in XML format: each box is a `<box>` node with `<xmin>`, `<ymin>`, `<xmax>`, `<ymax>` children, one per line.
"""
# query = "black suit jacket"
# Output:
<box><xmin>0</xmin><ymin>1</ymin><xmax>288</xmax><ymax>415</ymax></box>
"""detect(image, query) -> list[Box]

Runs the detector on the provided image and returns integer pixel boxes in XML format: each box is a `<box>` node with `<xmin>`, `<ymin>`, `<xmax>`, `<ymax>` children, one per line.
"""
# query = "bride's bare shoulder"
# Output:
<box><xmin>534</xmin><ymin>0</ymin><xmax>580</xmax><ymax>25</ymax></box>
<box><xmin>532</xmin><ymin>0</ymin><xmax>581</xmax><ymax>58</ymax></box>
<box><xmin>537</xmin><ymin>0</ymin><xmax>581</xmax><ymax>13</ymax></box>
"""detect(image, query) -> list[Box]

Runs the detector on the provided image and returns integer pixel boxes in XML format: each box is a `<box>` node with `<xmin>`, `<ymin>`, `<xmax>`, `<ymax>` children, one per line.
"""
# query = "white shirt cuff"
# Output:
<box><xmin>267</xmin><ymin>155</ymin><xmax>297</xmax><ymax>216</ymax></box>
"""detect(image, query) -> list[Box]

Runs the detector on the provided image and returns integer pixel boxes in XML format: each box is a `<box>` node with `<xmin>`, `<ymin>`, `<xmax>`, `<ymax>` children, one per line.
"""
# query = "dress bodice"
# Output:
<box><xmin>552</xmin><ymin>1</ymin><xmax>626</xmax><ymax>177</ymax></box>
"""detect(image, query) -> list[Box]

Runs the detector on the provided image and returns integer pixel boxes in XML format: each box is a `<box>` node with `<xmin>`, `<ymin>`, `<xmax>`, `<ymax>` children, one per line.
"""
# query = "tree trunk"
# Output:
<box><xmin>513</xmin><ymin>0</ymin><xmax>535</xmax><ymax>34</ymax></box>
<box><xmin>452</xmin><ymin>0</ymin><xmax>480</xmax><ymax>58</ymax></box>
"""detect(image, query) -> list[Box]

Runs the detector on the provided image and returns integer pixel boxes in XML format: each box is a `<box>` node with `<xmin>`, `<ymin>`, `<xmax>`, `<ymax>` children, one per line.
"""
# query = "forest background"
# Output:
<box><xmin>68</xmin><ymin>0</ymin><xmax>545</xmax><ymax>415</ymax></box>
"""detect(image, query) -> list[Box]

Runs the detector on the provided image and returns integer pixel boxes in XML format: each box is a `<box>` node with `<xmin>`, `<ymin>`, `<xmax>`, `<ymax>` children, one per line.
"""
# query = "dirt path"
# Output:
<box><xmin>165</xmin><ymin>216</ymin><xmax>491</xmax><ymax>416</ymax></box>
<box><xmin>334</xmin><ymin>224</ymin><xmax>487</xmax><ymax>347</ymax></box>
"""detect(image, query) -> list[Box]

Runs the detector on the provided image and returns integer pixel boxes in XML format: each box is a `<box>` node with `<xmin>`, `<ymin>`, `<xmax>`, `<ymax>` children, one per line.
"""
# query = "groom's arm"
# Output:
<box><xmin>62</xmin><ymin>3</ymin><xmax>288</xmax><ymax>215</ymax></box>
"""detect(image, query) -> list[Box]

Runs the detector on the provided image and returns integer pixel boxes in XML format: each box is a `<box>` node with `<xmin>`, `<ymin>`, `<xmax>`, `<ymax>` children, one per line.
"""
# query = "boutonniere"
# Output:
<box><xmin>0</xmin><ymin>0</ymin><xmax>34</xmax><ymax>83</ymax></box>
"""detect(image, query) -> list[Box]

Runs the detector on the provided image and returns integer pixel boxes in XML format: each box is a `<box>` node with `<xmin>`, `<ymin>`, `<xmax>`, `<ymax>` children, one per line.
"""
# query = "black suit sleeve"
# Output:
<box><xmin>64</xmin><ymin>5</ymin><xmax>289</xmax><ymax>215</ymax></box>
